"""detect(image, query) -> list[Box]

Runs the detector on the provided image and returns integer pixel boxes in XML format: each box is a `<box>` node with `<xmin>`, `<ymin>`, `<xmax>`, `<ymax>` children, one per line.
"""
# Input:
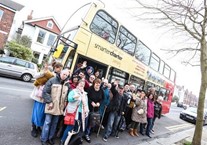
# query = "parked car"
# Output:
<box><xmin>180</xmin><ymin>107</ymin><xmax>207</xmax><ymax>125</ymax></box>
<box><xmin>0</xmin><ymin>56</ymin><xmax>38</xmax><ymax>82</ymax></box>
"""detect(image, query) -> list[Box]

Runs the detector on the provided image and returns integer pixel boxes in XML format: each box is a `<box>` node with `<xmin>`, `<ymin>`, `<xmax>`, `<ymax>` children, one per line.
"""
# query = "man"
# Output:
<box><xmin>103</xmin><ymin>82</ymin><xmax>128</xmax><ymax>142</ymax></box>
<box><xmin>40</xmin><ymin>69</ymin><xmax>70</xmax><ymax>145</ymax></box>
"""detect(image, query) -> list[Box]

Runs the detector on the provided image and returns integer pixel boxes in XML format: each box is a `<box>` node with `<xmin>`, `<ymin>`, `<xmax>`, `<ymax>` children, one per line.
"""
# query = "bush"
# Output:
<box><xmin>172</xmin><ymin>95</ymin><xmax>179</xmax><ymax>103</ymax></box>
<box><xmin>4</xmin><ymin>41</ymin><xmax>33</xmax><ymax>61</ymax></box>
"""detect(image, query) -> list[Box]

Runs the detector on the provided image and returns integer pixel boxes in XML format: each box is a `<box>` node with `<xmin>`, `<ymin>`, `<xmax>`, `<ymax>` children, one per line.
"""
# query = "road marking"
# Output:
<box><xmin>166</xmin><ymin>123</ymin><xmax>193</xmax><ymax>132</ymax></box>
<box><xmin>0</xmin><ymin>106</ymin><xmax>6</xmax><ymax>112</ymax></box>
<box><xmin>0</xmin><ymin>86</ymin><xmax>32</xmax><ymax>92</ymax></box>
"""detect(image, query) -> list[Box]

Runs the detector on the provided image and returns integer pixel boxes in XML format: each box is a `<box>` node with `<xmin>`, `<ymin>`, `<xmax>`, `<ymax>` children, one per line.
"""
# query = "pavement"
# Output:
<box><xmin>137</xmin><ymin>126</ymin><xmax>207</xmax><ymax>145</ymax></box>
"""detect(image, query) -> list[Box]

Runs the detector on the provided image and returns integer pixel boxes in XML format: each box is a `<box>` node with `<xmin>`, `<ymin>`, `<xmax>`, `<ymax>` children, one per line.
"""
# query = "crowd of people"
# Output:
<box><xmin>30</xmin><ymin>60</ymin><xmax>163</xmax><ymax>145</ymax></box>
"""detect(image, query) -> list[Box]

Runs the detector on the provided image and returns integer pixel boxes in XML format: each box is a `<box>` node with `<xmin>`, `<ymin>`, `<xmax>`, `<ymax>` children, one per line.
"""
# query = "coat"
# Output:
<box><xmin>43</xmin><ymin>74</ymin><xmax>69</xmax><ymax>115</ymax></box>
<box><xmin>131</xmin><ymin>97</ymin><xmax>147</xmax><ymax>123</ymax></box>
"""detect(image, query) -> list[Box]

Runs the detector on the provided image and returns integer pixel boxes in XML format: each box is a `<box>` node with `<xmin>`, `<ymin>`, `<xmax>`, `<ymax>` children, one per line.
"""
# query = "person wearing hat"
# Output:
<box><xmin>102</xmin><ymin>82</ymin><xmax>128</xmax><ymax>141</ymax></box>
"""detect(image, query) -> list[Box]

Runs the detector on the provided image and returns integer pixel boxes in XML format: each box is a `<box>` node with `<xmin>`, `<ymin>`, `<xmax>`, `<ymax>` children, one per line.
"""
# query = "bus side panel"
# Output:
<box><xmin>74</xmin><ymin>28</ymin><xmax>92</xmax><ymax>56</ymax></box>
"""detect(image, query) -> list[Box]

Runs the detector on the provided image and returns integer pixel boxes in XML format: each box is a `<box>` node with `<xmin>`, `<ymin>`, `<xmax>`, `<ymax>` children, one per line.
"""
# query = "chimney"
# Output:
<box><xmin>27</xmin><ymin>10</ymin><xmax>33</xmax><ymax>20</ymax></box>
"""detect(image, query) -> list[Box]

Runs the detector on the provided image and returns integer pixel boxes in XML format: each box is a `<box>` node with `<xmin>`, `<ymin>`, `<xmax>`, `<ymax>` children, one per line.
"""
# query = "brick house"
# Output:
<box><xmin>18</xmin><ymin>16</ymin><xmax>61</xmax><ymax>64</ymax></box>
<box><xmin>0</xmin><ymin>0</ymin><xmax>23</xmax><ymax>50</ymax></box>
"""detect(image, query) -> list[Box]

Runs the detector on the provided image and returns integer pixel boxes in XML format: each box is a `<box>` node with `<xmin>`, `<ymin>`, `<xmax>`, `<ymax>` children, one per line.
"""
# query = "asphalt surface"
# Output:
<box><xmin>0</xmin><ymin>76</ymin><xmax>194</xmax><ymax>145</ymax></box>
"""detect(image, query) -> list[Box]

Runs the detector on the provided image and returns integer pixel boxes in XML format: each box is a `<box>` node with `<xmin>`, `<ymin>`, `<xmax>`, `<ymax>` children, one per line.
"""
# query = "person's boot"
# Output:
<box><xmin>129</xmin><ymin>128</ymin><xmax>134</xmax><ymax>136</ymax></box>
<box><xmin>31</xmin><ymin>124</ymin><xmax>38</xmax><ymax>137</ymax></box>
<box><xmin>133</xmin><ymin>129</ymin><xmax>139</xmax><ymax>137</ymax></box>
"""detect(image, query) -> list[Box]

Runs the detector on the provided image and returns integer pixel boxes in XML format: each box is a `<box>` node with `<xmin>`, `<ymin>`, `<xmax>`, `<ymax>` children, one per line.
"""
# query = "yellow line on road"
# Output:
<box><xmin>0</xmin><ymin>106</ymin><xmax>6</xmax><ymax>112</ymax></box>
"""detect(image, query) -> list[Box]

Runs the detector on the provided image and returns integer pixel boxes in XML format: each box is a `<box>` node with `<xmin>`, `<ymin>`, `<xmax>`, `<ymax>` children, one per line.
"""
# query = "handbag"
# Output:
<box><xmin>89</xmin><ymin>111</ymin><xmax>101</xmax><ymax>127</ymax></box>
<box><xmin>137</xmin><ymin>108</ymin><xmax>144</xmax><ymax>115</ymax></box>
<box><xmin>64</xmin><ymin>107</ymin><xmax>78</xmax><ymax>125</ymax></box>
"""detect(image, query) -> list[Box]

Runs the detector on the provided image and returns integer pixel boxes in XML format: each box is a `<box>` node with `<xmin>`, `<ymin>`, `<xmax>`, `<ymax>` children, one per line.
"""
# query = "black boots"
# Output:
<box><xmin>31</xmin><ymin>124</ymin><xmax>38</xmax><ymax>137</ymax></box>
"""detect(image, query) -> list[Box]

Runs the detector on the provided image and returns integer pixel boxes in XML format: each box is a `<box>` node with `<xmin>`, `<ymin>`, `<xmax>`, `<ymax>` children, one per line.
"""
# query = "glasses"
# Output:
<box><xmin>90</xmin><ymin>77</ymin><xmax>95</xmax><ymax>80</ymax></box>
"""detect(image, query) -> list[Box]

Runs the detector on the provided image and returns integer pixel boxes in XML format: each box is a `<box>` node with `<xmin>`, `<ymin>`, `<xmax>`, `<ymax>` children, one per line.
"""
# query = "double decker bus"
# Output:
<box><xmin>50</xmin><ymin>1</ymin><xmax>176</xmax><ymax>114</ymax></box>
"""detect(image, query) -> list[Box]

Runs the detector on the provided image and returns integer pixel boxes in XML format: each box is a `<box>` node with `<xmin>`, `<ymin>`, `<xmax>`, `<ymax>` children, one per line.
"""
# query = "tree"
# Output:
<box><xmin>130</xmin><ymin>0</ymin><xmax>206</xmax><ymax>144</ymax></box>
<box><xmin>4</xmin><ymin>41</ymin><xmax>33</xmax><ymax>61</ymax></box>
<box><xmin>16</xmin><ymin>34</ymin><xmax>32</xmax><ymax>48</ymax></box>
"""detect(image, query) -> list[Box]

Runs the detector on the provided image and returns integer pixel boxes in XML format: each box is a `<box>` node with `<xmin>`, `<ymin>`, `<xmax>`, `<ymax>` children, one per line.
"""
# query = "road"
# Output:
<box><xmin>0</xmin><ymin>76</ymin><xmax>195</xmax><ymax>145</ymax></box>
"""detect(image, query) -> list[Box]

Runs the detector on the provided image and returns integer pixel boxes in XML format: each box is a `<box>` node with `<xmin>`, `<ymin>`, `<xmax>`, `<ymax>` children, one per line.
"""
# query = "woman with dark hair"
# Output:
<box><xmin>145</xmin><ymin>93</ymin><xmax>155</xmax><ymax>138</ymax></box>
<box><xmin>60</xmin><ymin>80</ymin><xmax>89</xmax><ymax>145</ymax></box>
<box><xmin>69</xmin><ymin>74</ymin><xmax>81</xmax><ymax>90</ymax></box>
<box><xmin>84</xmin><ymin>78</ymin><xmax>104</xmax><ymax>143</ymax></box>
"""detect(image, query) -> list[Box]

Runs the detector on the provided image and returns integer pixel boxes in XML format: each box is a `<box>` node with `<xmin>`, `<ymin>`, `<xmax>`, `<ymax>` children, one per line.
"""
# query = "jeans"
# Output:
<box><xmin>151</xmin><ymin>117</ymin><xmax>157</xmax><ymax>131</ymax></box>
<box><xmin>104</xmin><ymin>111</ymin><xmax>121</xmax><ymax>138</ymax></box>
<box><xmin>139</xmin><ymin>123</ymin><xmax>145</xmax><ymax>134</ymax></box>
<box><xmin>146</xmin><ymin>118</ymin><xmax>153</xmax><ymax>135</ymax></box>
<box><xmin>61</xmin><ymin>124</ymin><xmax>75</xmax><ymax>142</ymax></box>
<box><xmin>41</xmin><ymin>114</ymin><xmax>59</xmax><ymax>142</ymax></box>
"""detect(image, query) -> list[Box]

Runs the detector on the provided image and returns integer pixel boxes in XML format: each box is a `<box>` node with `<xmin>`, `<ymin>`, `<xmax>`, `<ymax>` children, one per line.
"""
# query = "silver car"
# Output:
<box><xmin>0</xmin><ymin>56</ymin><xmax>38</xmax><ymax>82</ymax></box>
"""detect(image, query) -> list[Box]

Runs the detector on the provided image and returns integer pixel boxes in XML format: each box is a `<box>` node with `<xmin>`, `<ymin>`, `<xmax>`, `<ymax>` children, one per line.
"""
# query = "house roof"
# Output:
<box><xmin>0</xmin><ymin>0</ymin><xmax>24</xmax><ymax>11</ymax></box>
<box><xmin>24</xmin><ymin>16</ymin><xmax>61</xmax><ymax>32</ymax></box>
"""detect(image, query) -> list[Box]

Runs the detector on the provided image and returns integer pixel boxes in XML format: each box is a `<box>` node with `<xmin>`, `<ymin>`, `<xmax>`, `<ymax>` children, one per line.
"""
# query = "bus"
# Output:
<box><xmin>50</xmin><ymin>1</ymin><xmax>176</xmax><ymax>114</ymax></box>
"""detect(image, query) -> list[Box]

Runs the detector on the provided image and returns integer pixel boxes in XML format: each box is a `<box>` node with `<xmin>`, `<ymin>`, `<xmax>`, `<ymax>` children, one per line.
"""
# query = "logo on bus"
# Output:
<box><xmin>95</xmin><ymin>44</ymin><xmax>123</xmax><ymax>60</ymax></box>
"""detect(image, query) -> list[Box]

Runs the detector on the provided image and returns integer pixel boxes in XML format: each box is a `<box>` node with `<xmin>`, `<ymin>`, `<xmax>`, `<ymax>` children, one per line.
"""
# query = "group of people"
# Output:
<box><xmin>30</xmin><ymin>60</ymin><xmax>163</xmax><ymax>145</ymax></box>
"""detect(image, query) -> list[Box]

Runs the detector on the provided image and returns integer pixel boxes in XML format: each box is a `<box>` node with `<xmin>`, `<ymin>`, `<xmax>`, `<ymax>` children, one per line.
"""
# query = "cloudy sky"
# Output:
<box><xmin>12</xmin><ymin>0</ymin><xmax>201</xmax><ymax>95</ymax></box>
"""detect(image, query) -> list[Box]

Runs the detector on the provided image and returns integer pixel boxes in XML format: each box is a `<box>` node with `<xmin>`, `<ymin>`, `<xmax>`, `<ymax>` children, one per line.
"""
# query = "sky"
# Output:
<box><xmin>12</xmin><ymin>0</ymin><xmax>201</xmax><ymax>96</ymax></box>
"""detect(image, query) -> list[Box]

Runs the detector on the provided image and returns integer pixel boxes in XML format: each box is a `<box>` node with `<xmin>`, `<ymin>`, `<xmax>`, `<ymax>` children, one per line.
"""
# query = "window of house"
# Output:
<box><xmin>47</xmin><ymin>34</ymin><xmax>55</xmax><ymax>46</ymax></box>
<box><xmin>0</xmin><ymin>9</ymin><xmax>4</xmax><ymax>21</ymax></box>
<box><xmin>47</xmin><ymin>20</ymin><xmax>54</xmax><ymax>29</ymax></box>
<box><xmin>37</xmin><ymin>30</ymin><xmax>46</xmax><ymax>44</ymax></box>
<box><xmin>90</xmin><ymin>10</ymin><xmax>118</xmax><ymax>44</ymax></box>
<box><xmin>135</xmin><ymin>40</ymin><xmax>151</xmax><ymax>65</ymax></box>
<box><xmin>116</xmin><ymin>26</ymin><xmax>137</xmax><ymax>55</ymax></box>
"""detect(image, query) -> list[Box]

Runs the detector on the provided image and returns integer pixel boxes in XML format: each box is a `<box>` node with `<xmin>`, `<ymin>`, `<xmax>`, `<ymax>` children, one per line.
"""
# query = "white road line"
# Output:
<box><xmin>0</xmin><ymin>106</ymin><xmax>6</xmax><ymax>112</ymax></box>
<box><xmin>0</xmin><ymin>86</ymin><xmax>32</xmax><ymax>92</ymax></box>
<box><xmin>166</xmin><ymin>123</ymin><xmax>193</xmax><ymax>132</ymax></box>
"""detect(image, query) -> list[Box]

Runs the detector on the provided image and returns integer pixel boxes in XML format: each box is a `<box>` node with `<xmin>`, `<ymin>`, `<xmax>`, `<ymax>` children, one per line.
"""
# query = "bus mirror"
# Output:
<box><xmin>53</xmin><ymin>44</ymin><xmax>64</xmax><ymax>58</ymax></box>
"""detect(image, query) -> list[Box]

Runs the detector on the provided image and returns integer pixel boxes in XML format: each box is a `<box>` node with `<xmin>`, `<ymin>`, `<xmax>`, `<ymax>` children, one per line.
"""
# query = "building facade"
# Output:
<box><xmin>0</xmin><ymin>0</ymin><xmax>23</xmax><ymax>49</ymax></box>
<box><xmin>19</xmin><ymin>17</ymin><xmax>61</xmax><ymax>64</ymax></box>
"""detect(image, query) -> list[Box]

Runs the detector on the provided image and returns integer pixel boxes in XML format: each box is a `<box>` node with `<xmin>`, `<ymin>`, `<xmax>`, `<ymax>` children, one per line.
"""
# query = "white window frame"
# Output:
<box><xmin>47</xmin><ymin>20</ymin><xmax>54</xmax><ymax>29</ymax></box>
<box><xmin>36</xmin><ymin>30</ymin><xmax>46</xmax><ymax>44</ymax></box>
<box><xmin>0</xmin><ymin>9</ymin><xmax>4</xmax><ymax>21</ymax></box>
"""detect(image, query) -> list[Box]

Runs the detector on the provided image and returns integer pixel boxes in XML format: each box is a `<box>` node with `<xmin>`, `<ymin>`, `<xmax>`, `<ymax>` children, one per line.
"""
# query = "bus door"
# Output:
<box><xmin>73</xmin><ymin>55</ymin><xmax>108</xmax><ymax>79</ymax></box>
<box><xmin>107</xmin><ymin>67</ymin><xmax>129</xmax><ymax>85</ymax></box>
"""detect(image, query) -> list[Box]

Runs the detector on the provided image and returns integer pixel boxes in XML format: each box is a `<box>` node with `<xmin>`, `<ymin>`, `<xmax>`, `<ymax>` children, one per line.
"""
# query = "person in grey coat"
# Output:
<box><xmin>40</xmin><ymin>69</ymin><xmax>70</xmax><ymax>145</ymax></box>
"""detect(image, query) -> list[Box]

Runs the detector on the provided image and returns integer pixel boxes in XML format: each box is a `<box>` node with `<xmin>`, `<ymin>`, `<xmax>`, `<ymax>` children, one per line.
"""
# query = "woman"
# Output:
<box><xmin>130</xmin><ymin>90</ymin><xmax>147</xmax><ymax>137</ymax></box>
<box><xmin>145</xmin><ymin>93</ymin><xmax>155</xmax><ymax>138</ymax></box>
<box><xmin>84</xmin><ymin>78</ymin><xmax>104</xmax><ymax>143</ymax></box>
<box><xmin>60</xmin><ymin>80</ymin><xmax>89</xmax><ymax>145</ymax></box>
<box><xmin>30</xmin><ymin>62</ymin><xmax>54</xmax><ymax>138</ymax></box>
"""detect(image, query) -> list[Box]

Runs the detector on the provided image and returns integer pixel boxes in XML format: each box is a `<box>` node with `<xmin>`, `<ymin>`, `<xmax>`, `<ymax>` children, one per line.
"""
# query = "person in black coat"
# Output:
<box><xmin>151</xmin><ymin>96</ymin><xmax>163</xmax><ymax>134</ymax></box>
<box><xmin>102</xmin><ymin>82</ymin><xmax>128</xmax><ymax>142</ymax></box>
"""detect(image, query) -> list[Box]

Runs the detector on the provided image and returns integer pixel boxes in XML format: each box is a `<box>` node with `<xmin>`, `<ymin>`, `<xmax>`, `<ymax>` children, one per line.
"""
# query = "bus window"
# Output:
<box><xmin>159</xmin><ymin>60</ymin><xmax>164</xmax><ymax>74</ymax></box>
<box><xmin>135</xmin><ymin>40</ymin><xmax>151</xmax><ymax>65</ymax></box>
<box><xmin>164</xmin><ymin>64</ymin><xmax>170</xmax><ymax>78</ymax></box>
<box><xmin>159</xmin><ymin>88</ymin><xmax>169</xmax><ymax>101</ymax></box>
<box><xmin>149</xmin><ymin>53</ymin><xmax>160</xmax><ymax>71</ymax></box>
<box><xmin>170</xmin><ymin>69</ymin><xmax>176</xmax><ymax>82</ymax></box>
<box><xmin>129</xmin><ymin>75</ymin><xmax>145</xmax><ymax>90</ymax></box>
<box><xmin>90</xmin><ymin>10</ymin><xmax>118</xmax><ymax>44</ymax></box>
<box><xmin>108</xmin><ymin>67</ymin><xmax>129</xmax><ymax>85</ymax></box>
<box><xmin>116</xmin><ymin>26</ymin><xmax>136</xmax><ymax>55</ymax></box>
